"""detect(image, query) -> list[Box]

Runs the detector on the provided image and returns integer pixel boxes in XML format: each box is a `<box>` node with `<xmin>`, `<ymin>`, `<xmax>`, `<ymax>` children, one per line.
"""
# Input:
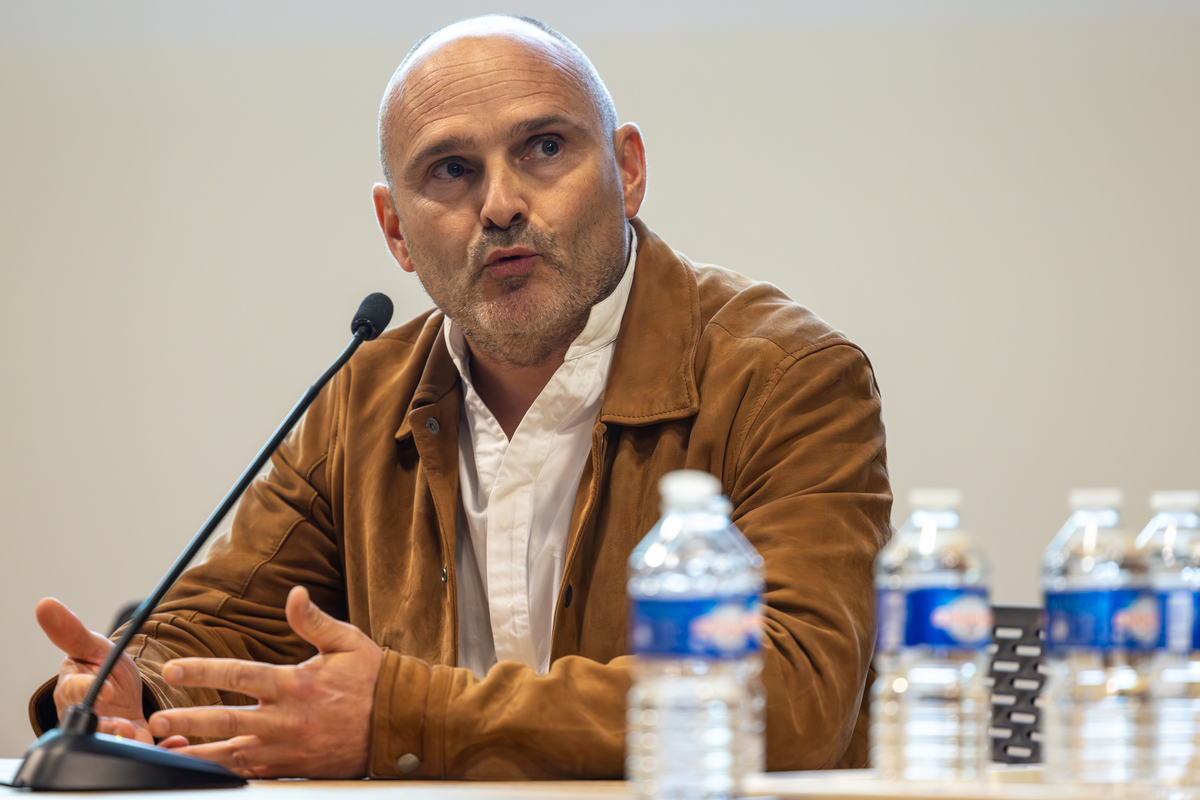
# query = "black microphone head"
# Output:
<box><xmin>351</xmin><ymin>292</ymin><xmax>393</xmax><ymax>341</ymax></box>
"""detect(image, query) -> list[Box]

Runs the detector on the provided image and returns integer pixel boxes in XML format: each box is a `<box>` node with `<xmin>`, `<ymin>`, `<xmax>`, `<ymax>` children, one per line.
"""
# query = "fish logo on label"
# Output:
<box><xmin>930</xmin><ymin>595</ymin><xmax>992</xmax><ymax>645</ymax></box>
<box><xmin>632</xmin><ymin>620</ymin><xmax>654</xmax><ymax>651</ymax></box>
<box><xmin>689</xmin><ymin>603</ymin><xmax>761</xmax><ymax>654</ymax></box>
<box><xmin>1049</xmin><ymin>614</ymin><xmax>1071</xmax><ymax>644</ymax></box>
<box><xmin>1114</xmin><ymin>595</ymin><xmax>1160</xmax><ymax>647</ymax></box>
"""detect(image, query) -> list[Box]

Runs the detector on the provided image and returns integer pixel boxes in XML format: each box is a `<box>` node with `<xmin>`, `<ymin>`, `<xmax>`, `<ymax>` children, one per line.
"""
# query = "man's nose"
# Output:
<box><xmin>479</xmin><ymin>164</ymin><xmax>529</xmax><ymax>230</ymax></box>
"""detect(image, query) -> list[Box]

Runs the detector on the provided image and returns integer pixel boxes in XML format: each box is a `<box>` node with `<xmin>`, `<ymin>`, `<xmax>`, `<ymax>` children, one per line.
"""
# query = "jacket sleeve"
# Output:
<box><xmin>30</xmin><ymin>379</ymin><xmax>346</xmax><ymax>733</ymax></box>
<box><xmin>730</xmin><ymin>342</ymin><xmax>890</xmax><ymax>770</ymax></box>
<box><xmin>368</xmin><ymin>652</ymin><xmax>633</xmax><ymax>779</ymax></box>
<box><xmin>363</xmin><ymin>342</ymin><xmax>889</xmax><ymax>778</ymax></box>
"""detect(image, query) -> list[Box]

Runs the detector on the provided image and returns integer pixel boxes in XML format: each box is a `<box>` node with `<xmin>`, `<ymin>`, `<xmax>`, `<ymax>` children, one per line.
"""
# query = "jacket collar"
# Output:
<box><xmin>395</xmin><ymin>321</ymin><xmax>461</xmax><ymax>441</ymax></box>
<box><xmin>601</xmin><ymin>217</ymin><xmax>701</xmax><ymax>425</ymax></box>
<box><xmin>394</xmin><ymin>216</ymin><xmax>701</xmax><ymax>440</ymax></box>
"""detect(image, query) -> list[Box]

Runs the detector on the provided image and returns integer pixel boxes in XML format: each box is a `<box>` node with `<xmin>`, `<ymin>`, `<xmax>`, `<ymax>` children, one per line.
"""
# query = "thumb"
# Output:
<box><xmin>285</xmin><ymin>585</ymin><xmax>361</xmax><ymax>655</ymax></box>
<box><xmin>36</xmin><ymin>597</ymin><xmax>112</xmax><ymax>664</ymax></box>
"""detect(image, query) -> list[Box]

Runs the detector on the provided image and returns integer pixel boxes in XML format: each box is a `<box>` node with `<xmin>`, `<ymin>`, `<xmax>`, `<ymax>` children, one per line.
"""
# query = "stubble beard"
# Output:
<box><xmin>411</xmin><ymin>212</ymin><xmax>628</xmax><ymax>368</ymax></box>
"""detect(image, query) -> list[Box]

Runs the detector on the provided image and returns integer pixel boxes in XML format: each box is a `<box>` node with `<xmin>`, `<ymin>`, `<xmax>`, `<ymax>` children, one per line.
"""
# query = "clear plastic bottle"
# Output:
<box><xmin>1139</xmin><ymin>491</ymin><xmax>1200</xmax><ymax>785</ymax></box>
<box><xmin>1041</xmin><ymin>488</ymin><xmax>1155</xmax><ymax>784</ymax></box>
<box><xmin>871</xmin><ymin>489</ymin><xmax>992</xmax><ymax>781</ymax></box>
<box><xmin>626</xmin><ymin>470</ymin><xmax>765</xmax><ymax>800</ymax></box>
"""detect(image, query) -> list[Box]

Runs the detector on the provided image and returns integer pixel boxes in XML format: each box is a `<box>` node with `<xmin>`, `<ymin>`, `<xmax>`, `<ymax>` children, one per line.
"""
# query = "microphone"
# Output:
<box><xmin>351</xmin><ymin>292</ymin><xmax>393</xmax><ymax>340</ymax></box>
<box><xmin>13</xmin><ymin>293</ymin><xmax>393</xmax><ymax>791</ymax></box>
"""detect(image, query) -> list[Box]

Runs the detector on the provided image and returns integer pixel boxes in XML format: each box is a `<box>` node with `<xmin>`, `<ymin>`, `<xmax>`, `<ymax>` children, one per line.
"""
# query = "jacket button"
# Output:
<box><xmin>425</xmin><ymin>417</ymin><xmax>440</xmax><ymax>434</ymax></box>
<box><xmin>564</xmin><ymin>584</ymin><xmax>573</xmax><ymax>608</ymax></box>
<box><xmin>441</xmin><ymin>567</ymin><xmax>448</xmax><ymax>583</ymax></box>
<box><xmin>396</xmin><ymin>753</ymin><xmax>421</xmax><ymax>774</ymax></box>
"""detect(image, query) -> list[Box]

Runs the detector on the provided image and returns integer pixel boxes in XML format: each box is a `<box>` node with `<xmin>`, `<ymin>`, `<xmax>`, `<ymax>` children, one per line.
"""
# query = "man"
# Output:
<box><xmin>32</xmin><ymin>15</ymin><xmax>891</xmax><ymax>780</ymax></box>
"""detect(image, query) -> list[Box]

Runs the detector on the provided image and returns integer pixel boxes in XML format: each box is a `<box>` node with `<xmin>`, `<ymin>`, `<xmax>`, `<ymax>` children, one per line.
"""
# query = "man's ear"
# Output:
<box><xmin>372</xmin><ymin>183</ymin><xmax>415</xmax><ymax>273</ymax></box>
<box><xmin>613</xmin><ymin>123</ymin><xmax>647</xmax><ymax>220</ymax></box>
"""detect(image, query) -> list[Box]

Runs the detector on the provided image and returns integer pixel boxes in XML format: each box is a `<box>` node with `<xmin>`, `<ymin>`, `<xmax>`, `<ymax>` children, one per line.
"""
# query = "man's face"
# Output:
<box><xmin>376</xmin><ymin>34</ymin><xmax>643</xmax><ymax>366</ymax></box>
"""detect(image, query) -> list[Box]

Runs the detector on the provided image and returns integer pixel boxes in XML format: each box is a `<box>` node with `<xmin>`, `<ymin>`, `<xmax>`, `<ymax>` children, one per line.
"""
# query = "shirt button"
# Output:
<box><xmin>425</xmin><ymin>417</ymin><xmax>440</xmax><ymax>435</ymax></box>
<box><xmin>396</xmin><ymin>753</ymin><xmax>421</xmax><ymax>774</ymax></box>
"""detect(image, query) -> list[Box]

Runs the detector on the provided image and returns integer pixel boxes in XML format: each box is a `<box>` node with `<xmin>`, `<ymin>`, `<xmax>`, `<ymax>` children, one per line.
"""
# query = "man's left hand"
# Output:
<box><xmin>147</xmin><ymin>585</ymin><xmax>383</xmax><ymax>779</ymax></box>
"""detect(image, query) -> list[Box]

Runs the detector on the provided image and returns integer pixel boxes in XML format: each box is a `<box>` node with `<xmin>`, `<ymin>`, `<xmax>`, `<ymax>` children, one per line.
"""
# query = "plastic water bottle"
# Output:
<box><xmin>626</xmin><ymin>470</ymin><xmax>765</xmax><ymax>800</ymax></box>
<box><xmin>1041</xmin><ymin>488</ymin><xmax>1155</xmax><ymax>784</ymax></box>
<box><xmin>871</xmin><ymin>489</ymin><xmax>992</xmax><ymax>781</ymax></box>
<box><xmin>1140</xmin><ymin>491</ymin><xmax>1200</xmax><ymax>785</ymax></box>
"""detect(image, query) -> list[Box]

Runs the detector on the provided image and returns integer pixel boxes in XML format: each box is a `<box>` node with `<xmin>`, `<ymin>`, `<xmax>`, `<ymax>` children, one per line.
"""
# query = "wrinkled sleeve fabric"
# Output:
<box><xmin>728</xmin><ymin>342</ymin><xmax>890</xmax><ymax>770</ymax></box>
<box><xmin>30</xmin><ymin>381</ymin><xmax>345</xmax><ymax>733</ymax></box>
<box><xmin>368</xmin><ymin>653</ymin><xmax>633</xmax><ymax>779</ymax></box>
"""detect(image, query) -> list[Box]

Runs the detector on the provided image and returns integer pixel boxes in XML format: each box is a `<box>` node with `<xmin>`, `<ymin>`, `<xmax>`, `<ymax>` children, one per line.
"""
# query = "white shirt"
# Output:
<box><xmin>445</xmin><ymin>229</ymin><xmax>638</xmax><ymax>677</ymax></box>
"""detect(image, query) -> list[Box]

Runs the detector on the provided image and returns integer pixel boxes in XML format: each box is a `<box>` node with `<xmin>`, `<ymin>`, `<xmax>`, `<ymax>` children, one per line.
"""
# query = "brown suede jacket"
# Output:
<box><xmin>33</xmin><ymin>218</ymin><xmax>891</xmax><ymax>779</ymax></box>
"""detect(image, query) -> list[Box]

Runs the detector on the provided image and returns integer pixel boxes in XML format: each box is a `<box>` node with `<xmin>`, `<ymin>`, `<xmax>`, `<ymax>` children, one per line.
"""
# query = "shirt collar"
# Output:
<box><xmin>443</xmin><ymin>225</ymin><xmax>639</xmax><ymax>382</ymax></box>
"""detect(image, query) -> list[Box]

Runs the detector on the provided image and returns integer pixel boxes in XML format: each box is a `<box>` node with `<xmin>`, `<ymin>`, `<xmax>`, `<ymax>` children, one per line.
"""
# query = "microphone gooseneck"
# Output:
<box><xmin>15</xmin><ymin>292</ymin><xmax>393</xmax><ymax>790</ymax></box>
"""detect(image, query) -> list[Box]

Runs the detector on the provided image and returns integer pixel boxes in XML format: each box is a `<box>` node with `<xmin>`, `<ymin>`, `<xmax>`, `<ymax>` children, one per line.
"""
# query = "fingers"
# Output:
<box><xmin>36</xmin><ymin>597</ymin><xmax>112</xmax><ymax>663</ymax></box>
<box><xmin>168</xmin><ymin>736</ymin><xmax>291</xmax><ymax>780</ymax></box>
<box><xmin>159</xmin><ymin>735</ymin><xmax>190</xmax><ymax>750</ymax></box>
<box><xmin>97</xmin><ymin>716</ymin><xmax>154</xmax><ymax>745</ymax></box>
<box><xmin>162</xmin><ymin>658</ymin><xmax>282</xmax><ymax>700</ymax></box>
<box><xmin>149</xmin><ymin>705</ymin><xmax>267</xmax><ymax>741</ymax></box>
<box><xmin>285</xmin><ymin>585</ymin><xmax>361</xmax><ymax>655</ymax></box>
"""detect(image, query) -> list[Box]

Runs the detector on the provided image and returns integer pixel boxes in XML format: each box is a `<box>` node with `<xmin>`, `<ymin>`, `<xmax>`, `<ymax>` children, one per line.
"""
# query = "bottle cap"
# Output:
<box><xmin>707</xmin><ymin>495</ymin><xmax>734</xmax><ymax>517</ymax></box>
<box><xmin>1069</xmin><ymin>487</ymin><xmax>1123</xmax><ymax>510</ymax></box>
<box><xmin>1151</xmin><ymin>491</ymin><xmax>1200</xmax><ymax>512</ymax></box>
<box><xmin>658</xmin><ymin>470</ymin><xmax>721</xmax><ymax>511</ymax></box>
<box><xmin>908</xmin><ymin>488</ymin><xmax>962</xmax><ymax>511</ymax></box>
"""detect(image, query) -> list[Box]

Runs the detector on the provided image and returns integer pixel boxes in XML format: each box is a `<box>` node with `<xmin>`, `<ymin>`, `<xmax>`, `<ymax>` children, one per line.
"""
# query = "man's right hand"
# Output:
<box><xmin>35</xmin><ymin>597</ymin><xmax>155</xmax><ymax>744</ymax></box>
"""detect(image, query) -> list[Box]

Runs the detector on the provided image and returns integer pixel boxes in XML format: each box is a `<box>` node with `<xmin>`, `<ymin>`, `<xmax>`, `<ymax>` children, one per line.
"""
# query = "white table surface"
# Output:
<box><xmin>1</xmin><ymin>758</ymin><xmax>1187</xmax><ymax>799</ymax></box>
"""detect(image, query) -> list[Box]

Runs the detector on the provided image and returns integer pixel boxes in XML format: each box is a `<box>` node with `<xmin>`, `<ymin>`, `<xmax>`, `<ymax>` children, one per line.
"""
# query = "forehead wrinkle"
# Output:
<box><xmin>399</xmin><ymin>75</ymin><xmax>591</xmax><ymax>164</ymax></box>
<box><xmin>404</xmin><ymin>56</ymin><xmax>586</xmax><ymax>117</ymax></box>
<box><xmin>402</xmin><ymin>84</ymin><xmax>572</xmax><ymax>147</ymax></box>
<box><xmin>404</xmin><ymin>73</ymin><xmax>564</xmax><ymax>125</ymax></box>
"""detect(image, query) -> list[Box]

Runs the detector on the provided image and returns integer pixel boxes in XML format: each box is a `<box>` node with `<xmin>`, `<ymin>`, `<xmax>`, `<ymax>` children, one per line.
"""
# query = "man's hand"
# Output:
<box><xmin>34</xmin><ymin>597</ymin><xmax>183</xmax><ymax>746</ymax></box>
<box><xmin>146</xmin><ymin>585</ymin><xmax>384</xmax><ymax>779</ymax></box>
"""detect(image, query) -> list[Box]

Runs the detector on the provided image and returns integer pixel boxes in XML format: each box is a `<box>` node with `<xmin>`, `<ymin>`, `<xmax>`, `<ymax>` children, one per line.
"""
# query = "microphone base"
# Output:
<box><xmin>13</xmin><ymin>727</ymin><xmax>246</xmax><ymax>791</ymax></box>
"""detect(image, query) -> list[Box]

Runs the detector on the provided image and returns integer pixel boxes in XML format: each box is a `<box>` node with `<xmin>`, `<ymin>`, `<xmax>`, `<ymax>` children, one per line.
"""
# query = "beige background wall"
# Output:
<box><xmin>2</xmin><ymin>1</ymin><xmax>1197</xmax><ymax>757</ymax></box>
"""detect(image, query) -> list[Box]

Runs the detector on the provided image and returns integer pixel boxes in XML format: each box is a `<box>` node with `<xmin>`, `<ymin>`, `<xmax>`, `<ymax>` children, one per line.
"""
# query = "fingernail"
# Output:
<box><xmin>163</xmin><ymin>664</ymin><xmax>182</xmax><ymax>682</ymax></box>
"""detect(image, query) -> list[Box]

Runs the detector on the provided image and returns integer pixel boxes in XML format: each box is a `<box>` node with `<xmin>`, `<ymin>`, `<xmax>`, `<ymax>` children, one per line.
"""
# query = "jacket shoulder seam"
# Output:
<box><xmin>728</xmin><ymin>341</ymin><xmax>869</xmax><ymax>472</ymax></box>
<box><xmin>705</xmin><ymin>318</ymin><xmax>852</xmax><ymax>360</ymax></box>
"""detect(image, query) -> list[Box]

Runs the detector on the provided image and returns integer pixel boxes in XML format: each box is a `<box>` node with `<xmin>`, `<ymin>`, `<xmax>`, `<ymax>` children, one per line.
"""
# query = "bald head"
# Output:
<box><xmin>378</xmin><ymin>15</ymin><xmax>618</xmax><ymax>187</ymax></box>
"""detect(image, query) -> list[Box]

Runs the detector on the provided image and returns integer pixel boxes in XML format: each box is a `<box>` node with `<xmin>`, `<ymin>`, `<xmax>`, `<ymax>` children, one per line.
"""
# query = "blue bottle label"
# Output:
<box><xmin>1045</xmin><ymin>589</ymin><xmax>1159</xmax><ymax>651</ymax></box>
<box><xmin>876</xmin><ymin>587</ymin><xmax>992</xmax><ymax>649</ymax></box>
<box><xmin>630</xmin><ymin>593</ymin><xmax>762</xmax><ymax>659</ymax></box>
<box><xmin>1156</xmin><ymin>590</ymin><xmax>1200</xmax><ymax>653</ymax></box>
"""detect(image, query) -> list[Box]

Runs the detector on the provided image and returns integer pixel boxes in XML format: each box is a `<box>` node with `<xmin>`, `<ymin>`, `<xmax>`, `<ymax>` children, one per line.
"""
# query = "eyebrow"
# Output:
<box><xmin>507</xmin><ymin>113</ymin><xmax>588</xmax><ymax>141</ymax></box>
<box><xmin>407</xmin><ymin>134</ymin><xmax>480</xmax><ymax>179</ymax></box>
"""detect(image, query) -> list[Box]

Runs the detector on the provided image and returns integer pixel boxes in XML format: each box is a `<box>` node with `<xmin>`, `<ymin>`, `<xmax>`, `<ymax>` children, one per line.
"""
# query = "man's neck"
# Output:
<box><xmin>467</xmin><ymin>347</ymin><xmax>564</xmax><ymax>439</ymax></box>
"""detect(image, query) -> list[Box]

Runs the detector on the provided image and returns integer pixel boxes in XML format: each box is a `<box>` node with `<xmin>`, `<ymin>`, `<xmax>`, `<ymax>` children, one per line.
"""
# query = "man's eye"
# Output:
<box><xmin>532</xmin><ymin>139</ymin><xmax>561</xmax><ymax>159</ymax></box>
<box><xmin>433</xmin><ymin>161</ymin><xmax>469</xmax><ymax>180</ymax></box>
